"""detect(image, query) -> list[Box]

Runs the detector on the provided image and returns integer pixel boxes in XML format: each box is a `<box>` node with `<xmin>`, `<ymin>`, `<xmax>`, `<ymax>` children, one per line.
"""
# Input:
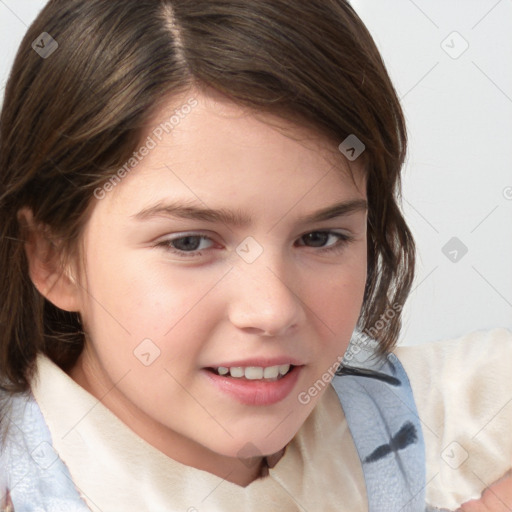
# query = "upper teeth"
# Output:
<box><xmin>215</xmin><ymin>364</ymin><xmax>291</xmax><ymax>380</ymax></box>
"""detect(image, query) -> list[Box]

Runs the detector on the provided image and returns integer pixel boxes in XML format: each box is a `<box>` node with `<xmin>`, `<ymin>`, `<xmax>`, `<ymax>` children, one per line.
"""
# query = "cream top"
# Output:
<box><xmin>30</xmin><ymin>327</ymin><xmax>512</xmax><ymax>511</ymax></box>
<box><xmin>30</xmin><ymin>353</ymin><xmax>366</xmax><ymax>511</ymax></box>
<box><xmin>394</xmin><ymin>327</ymin><xmax>512</xmax><ymax>510</ymax></box>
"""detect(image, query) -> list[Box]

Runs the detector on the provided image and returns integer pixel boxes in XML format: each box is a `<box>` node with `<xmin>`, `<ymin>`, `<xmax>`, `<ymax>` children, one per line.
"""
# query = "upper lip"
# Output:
<box><xmin>205</xmin><ymin>357</ymin><xmax>304</xmax><ymax>368</ymax></box>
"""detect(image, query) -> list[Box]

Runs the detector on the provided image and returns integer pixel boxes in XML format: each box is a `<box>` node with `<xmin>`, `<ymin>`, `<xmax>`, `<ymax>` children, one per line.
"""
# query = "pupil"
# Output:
<box><xmin>305</xmin><ymin>232</ymin><xmax>327</xmax><ymax>247</ymax></box>
<box><xmin>175</xmin><ymin>236</ymin><xmax>200</xmax><ymax>251</ymax></box>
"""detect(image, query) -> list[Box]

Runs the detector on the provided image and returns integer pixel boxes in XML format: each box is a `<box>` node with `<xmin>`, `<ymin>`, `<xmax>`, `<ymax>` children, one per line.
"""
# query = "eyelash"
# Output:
<box><xmin>155</xmin><ymin>231</ymin><xmax>355</xmax><ymax>258</ymax></box>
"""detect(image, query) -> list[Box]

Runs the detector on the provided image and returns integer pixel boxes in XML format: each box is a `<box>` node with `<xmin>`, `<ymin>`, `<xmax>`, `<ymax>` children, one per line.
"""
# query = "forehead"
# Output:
<box><xmin>101</xmin><ymin>88</ymin><xmax>367</xmax><ymax>219</ymax></box>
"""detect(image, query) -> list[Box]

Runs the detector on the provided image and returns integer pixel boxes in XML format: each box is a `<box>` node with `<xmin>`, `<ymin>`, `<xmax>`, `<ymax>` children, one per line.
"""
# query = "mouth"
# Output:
<box><xmin>202</xmin><ymin>363</ymin><xmax>303</xmax><ymax>406</ymax></box>
<box><xmin>205</xmin><ymin>364</ymin><xmax>294</xmax><ymax>382</ymax></box>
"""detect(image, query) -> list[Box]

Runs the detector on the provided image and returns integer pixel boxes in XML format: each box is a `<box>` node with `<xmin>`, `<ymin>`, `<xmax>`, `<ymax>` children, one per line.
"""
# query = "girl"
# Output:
<box><xmin>0</xmin><ymin>1</ymin><xmax>510</xmax><ymax>510</ymax></box>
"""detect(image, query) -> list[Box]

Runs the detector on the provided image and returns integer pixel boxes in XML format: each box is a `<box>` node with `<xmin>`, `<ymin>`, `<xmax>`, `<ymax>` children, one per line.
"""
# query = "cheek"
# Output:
<box><xmin>302</xmin><ymin>253</ymin><xmax>367</xmax><ymax>361</ymax></box>
<box><xmin>78</xmin><ymin>248</ymin><xmax>228</xmax><ymax>354</ymax></box>
<box><xmin>310</xmin><ymin>254</ymin><xmax>367</xmax><ymax>322</ymax></box>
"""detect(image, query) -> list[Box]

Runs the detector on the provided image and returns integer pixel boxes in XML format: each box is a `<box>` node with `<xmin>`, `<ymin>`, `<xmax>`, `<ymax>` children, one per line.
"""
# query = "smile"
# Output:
<box><xmin>209</xmin><ymin>364</ymin><xmax>293</xmax><ymax>381</ymax></box>
<box><xmin>203</xmin><ymin>363</ymin><xmax>303</xmax><ymax>405</ymax></box>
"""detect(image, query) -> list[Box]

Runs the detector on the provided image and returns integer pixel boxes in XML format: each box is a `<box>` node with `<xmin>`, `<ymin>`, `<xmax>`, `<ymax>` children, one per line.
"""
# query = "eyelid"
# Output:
<box><xmin>164</xmin><ymin>230</ymin><xmax>213</xmax><ymax>240</ymax></box>
<box><xmin>163</xmin><ymin>231</ymin><xmax>218</xmax><ymax>248</ymax></box>
<box><xmin>297</xmin><ymin>227</ymin><xmax>354</xmax><ymax>238</ymax></box>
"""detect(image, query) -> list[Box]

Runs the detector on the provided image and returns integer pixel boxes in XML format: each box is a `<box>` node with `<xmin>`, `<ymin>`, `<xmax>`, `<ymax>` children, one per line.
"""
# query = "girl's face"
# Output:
<box><xmin>68</xmin><ymin>86</ymin><xmax>368</xmax><ymax>480</ymax></box>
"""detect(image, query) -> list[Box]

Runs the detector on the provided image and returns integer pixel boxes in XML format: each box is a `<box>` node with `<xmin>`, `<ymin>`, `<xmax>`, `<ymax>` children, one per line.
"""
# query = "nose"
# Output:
<box><xmin>227</xmin><ymin>253</ymin><xmax>304</xmax><ymax>337</ymax></box>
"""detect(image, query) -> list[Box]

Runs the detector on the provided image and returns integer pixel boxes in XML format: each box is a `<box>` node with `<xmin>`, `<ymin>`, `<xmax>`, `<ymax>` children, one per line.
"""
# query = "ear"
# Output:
<box><xmin>17</xmin><ymin>207</ymin><xmax>81</xmax><ymax>312</ymax></box>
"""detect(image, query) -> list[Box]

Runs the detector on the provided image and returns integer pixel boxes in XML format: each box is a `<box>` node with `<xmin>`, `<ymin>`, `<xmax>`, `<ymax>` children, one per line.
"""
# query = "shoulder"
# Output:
<box><xmin>394</xmin><ymin>327</ymin><xmax>512</xmax><ymax>377</ymax></box>
<box><xmin>393</xmin><ymin>328</ymin><xmax>512</xmax><ymax>510</ymax></box>
<box><xmin>393</xmin><ymin>327</ymin><xmax>512</xmax><ymax>433</ymax></box>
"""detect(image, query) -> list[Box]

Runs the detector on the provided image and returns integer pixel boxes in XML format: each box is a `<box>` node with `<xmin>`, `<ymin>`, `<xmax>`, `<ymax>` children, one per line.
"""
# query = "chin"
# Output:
<box><xmin>204</xmin><ymin>425</ymin><xmax>298</xmax><ymax>460</ymax></box>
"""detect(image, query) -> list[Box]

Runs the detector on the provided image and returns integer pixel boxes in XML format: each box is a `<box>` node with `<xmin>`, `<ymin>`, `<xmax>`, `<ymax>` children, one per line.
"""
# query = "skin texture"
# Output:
<box><xmin>21</xmin><ymin>86</ymin><xmax>368</xmax><ymax>487</ymax></box>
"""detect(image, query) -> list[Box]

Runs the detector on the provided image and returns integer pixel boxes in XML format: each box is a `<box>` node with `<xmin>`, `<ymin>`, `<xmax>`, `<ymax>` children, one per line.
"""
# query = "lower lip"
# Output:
<box><xmin>202</xmin><ymin>366</ymin><xmax>303</xmax><ymax>406</ymax></box>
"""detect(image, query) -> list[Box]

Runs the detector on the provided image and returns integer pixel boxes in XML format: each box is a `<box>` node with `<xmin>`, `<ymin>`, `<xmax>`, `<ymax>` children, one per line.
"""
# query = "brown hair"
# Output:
<box><xmin>0</xmin><ymin>0</ymin><xmax>414</xmax><ymax>395</ymax></box>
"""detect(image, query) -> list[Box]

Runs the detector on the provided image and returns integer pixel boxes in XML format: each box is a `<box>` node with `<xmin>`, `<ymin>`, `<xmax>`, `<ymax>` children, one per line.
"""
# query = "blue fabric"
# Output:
<box><xmin>0</xmin><ymin>333</ymin><xmax>429</xmax><ymax>510</ymax></box>
<box><xmin>332</xmin><ymin>330</ymin><xmax>427</xmax><ymax>512</ymax></box>
<box><xmin>0</xmin><ymin>390</ymin><xmax>90</xmax><ymax>511</ymax></box>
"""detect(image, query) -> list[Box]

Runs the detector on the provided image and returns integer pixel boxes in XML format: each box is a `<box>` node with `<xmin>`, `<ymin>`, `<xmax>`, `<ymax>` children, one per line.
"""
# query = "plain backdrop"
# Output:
<box><xmin>0</xmin><ymin>0</ymin><xmax>511</xmax><ymax>346</ymax></box>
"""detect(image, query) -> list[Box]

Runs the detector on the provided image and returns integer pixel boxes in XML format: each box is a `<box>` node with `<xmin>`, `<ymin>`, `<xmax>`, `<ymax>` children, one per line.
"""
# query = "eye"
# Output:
<box><xmin>296</xmin><ymin>231</ymin><xmax>354</xmax><ymax>253</ymax></box>
<box><xmin>156</xmin><ymin>234</ymin><xmax>215</xmax><ymax>257</ymax></box>
<box><xmin>156</xmin><ymin>230</ymin><xmax>355</xmax><ymax>259</ymax></box>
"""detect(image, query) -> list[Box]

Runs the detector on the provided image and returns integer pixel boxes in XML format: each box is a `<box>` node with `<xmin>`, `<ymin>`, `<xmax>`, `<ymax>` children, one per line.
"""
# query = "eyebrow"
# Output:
<box><xmin>131</xmin><ymin>198</ymin><xmax>367</xmax><ymax>227</ymax></box>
